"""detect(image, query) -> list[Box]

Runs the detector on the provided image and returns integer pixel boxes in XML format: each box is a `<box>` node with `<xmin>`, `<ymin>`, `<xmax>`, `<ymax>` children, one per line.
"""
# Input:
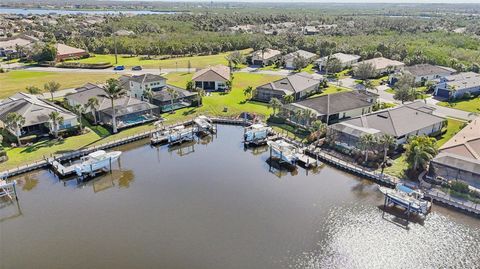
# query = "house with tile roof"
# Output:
<box><xmin>402</xmin><ymin>64</ymin><xmax>456</xmax><ymax>84</ymax></box>
<box><xmin>281</xmin><ymin>91</ymin><xmax>378</xmax><ymax>125</ymax></box>
<box><xmin>192</xmin><ymin>65</ymin><xmax>231</xmax><ymax>91</ymax></box>
<box><xmin>253</xmin><ymin>72</ymin><xmax>320</xmax><ymax>103</ymax></box>
<box><xmin>430</xmin><ymin>117</ymin><xmax>480</xmax><ymax>188</ymax></box>
<box><xmin>65</xmin><ymin>84</ymin><xmax>159</xmax><ymax>129</ymax></box>
<box><xmin>283</xmin><ymin>50</ymin><xmax>317</xmax><ymax>69</ymax></box>
<box><xmin>327</xmin><ymin>101</ymin><xmax>445</xmax><ymax>150</ymax></box>
<box><xmin>0</xmin><ymin>93</ymin><xmax>79</xmax><ymax>137</ymax></box>
<box><xmin>55</xmin><ymin>43</ymin><xmax>88</xmax><ymax>61</ymax></box>
<box><xmin>250</xmin><ymin>49</ymin><xmax>282</xmax><ymax>66</ymax></box>
<box><xmin>353</xmin><ymin>57</ymin><xmax>405</xmax><ymax>77</ymax></box>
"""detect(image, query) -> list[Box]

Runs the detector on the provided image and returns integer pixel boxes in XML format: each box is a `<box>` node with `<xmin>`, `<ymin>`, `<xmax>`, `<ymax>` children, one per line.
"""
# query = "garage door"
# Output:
<box><xmin>435</xmin><ymin>89</ymin><xmax>451</xmax><ymax>98</ymax></box>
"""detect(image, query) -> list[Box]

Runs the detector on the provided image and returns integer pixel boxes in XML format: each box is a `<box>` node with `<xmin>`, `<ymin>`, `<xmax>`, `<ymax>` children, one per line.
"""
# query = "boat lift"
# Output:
<box><xmin>244</xmin><ymin>123</ymin><xmax>272</xmax><ymax>146</ymax></box>
<box><xmin>0</xmin><ymin>179</ymin><xmax>18</xmax><ymax>202</ymax></box>
<box><xmin>267</xmin><ymin>140</ymin><xmax>319</xmax><ymax>169</ymax></box>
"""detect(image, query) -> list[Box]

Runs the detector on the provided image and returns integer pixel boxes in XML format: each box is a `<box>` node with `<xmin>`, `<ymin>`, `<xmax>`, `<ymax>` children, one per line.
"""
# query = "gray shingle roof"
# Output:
<box><xmin>284</xmin><ymin>50</ymin><xmax>317</xmax><ymax>61</ymax></box>
<box><xmin>0</xmin><ymin>93</ymin><xmax>77</xmax><ymax>127</ymax></box>
<box><xmin>257</xmin><ymin>72</ymin><xmax>320</xmax><ymax>95</ymax></box>
<box><xmin>121</xmin><ymin>73</ymin><xmax>166</xmax><ymax>84</ymax></box>
<box><xmin>336</xmin><ymin>101</ymin><xmax>445</xmax><ymax>137</ymax></box>
<box><xmin>152</xmin><ymin>85</ymin><xmax>197</xmax><ymax>102</ymax></box>
<box><xmin>432</xmin><ymin>153</ymin><xmax>480</xmax><ymax>175</ymax></box>
<box><xmin>404</xmin><ymin>64</ymin><xmax>456</xmax><ymax>77</ymax></box>
<box><xmin>290</xmin><ymin>91</ymin><xmax>377</xmax><ymax>116</ymax></box>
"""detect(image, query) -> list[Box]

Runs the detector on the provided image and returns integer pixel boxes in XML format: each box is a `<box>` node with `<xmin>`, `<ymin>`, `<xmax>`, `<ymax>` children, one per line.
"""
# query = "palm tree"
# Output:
<box><xmin>359</xmin><ymin>133</ymin><xmax>377</xmax><ymax>163</ymax></box>
<box><xmin>25</xmin><ymin>86</ymin><xmax>41</xmax><ymax>95</ymax></box>
<box><xmin>167</xmin><ymin>87</ymin><xmax>179</xmax><ymax>114</ymax></box>
<box><xmin>102</xmin><ymin>78</ymin><xmax>125</xmax><ymax>133</ymax></box>
<box><xmin>243</xmin><ymin>86</ymin><xmax>253</xmax><ymax>100</ymax></box>
<box><xmin>48</xmin><ymin>111</ymin><xmax>64</xmax><ymax>138</ymax></box>
<box><xmin>283</xmin><ymin>94</ymin><xmax>294</xmax><ymax>104</ymax></box>
<box><xmin>44</xmin><ymin>81</ymin><xmax>61</xmax><ymax>101</ymax></box>
<box><xmin>309</xmin><ymin>120</ymin><xmax>327</xmax><ymax>143</ymax></box>
<box><xmin>405</xmin><ymin>136</ymin><xmax>438</xmax><ymax>172</ymax></box>
<box><xmin>379</xmin><ymin>134</ymin><xmax>396</xmax><ymax>164</ymax></box>
<box><xmin>73</xmin><ymin>104</ymin><xmax>86</xmax><ymax>133</ymax></box>
<box><xmin>294</xmin><ymin>109</ymin><xmax>303</xmax><ymax>124</ymax></box>
<box><xmin>303</xmin><ymin>109</ymin><xmax>313</xmax><ymax>127</ymax></box>
<box><xmin>4</xmin><ymin>112</ymin><xmax>25</xmax><ymax>146</ymax></box>
<box><xmin>87</xmin><ymin>97</ymin><xmax>99</xmax><ymax>124</ymax></box>
<box><xmin>363</xmin><ymin>79</ymin><xmax>375</xmax><ymax>93</ymax></box>
<box><xmin>268</xmin><ymin>97</ymin><xmax>282</xmax><ymax>116</ymax></box>
<box><xmin>196</xmin><ymin>87</ymin><xmax>205</xmax><ymax>106</ymax></box>
<box><xmin>144</xmin><ymin>86</ymin><xmax>154</xmax><ymax>103</ymax></box>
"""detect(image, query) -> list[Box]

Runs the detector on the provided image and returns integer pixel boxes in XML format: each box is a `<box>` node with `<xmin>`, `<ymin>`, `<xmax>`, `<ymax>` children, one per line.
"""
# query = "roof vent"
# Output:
<box><xmin>377</xmin><ymin>114</ymin><xmax>389</xmax><ymax>119</ymax></box>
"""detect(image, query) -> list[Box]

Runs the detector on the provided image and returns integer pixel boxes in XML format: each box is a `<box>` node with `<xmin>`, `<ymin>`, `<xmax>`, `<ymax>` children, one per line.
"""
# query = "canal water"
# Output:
<box><xmin>1</xmin><ymin>126</ymin><xmax>479</xmax><ymax>269</ymax></box>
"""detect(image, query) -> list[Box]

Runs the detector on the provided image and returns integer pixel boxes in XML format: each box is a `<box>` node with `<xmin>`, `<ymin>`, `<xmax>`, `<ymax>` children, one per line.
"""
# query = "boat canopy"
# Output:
<box><xmin>397</xmin><ymin>184</ymin><xmax>414</xmax><ymax>194</ymax></box>
<box><xmin>88</xmin><ymin>150</ymin><xmax>106</xmax><ymax>159</ymax></box>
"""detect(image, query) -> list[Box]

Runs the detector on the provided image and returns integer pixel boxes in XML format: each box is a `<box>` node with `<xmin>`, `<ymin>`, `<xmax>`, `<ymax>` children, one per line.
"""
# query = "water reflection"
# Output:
<box><xmin>168</xmin><ymin>141</ymin><xmax>196</xmax><ymax>156</ymax></box>
<box><xmin>89</xmin><ymin>169</ymin><xmax>135</xmax><ymax>193</ymax></box>
<box><xmin>16</xmin><ymin>171</ymin><xmax>40</xmax><ymax>191</ymax></box>
<box><xmin>0</xmin><ymin>199</ymin><xmax>22</xmax><ymax>222</ymax></box>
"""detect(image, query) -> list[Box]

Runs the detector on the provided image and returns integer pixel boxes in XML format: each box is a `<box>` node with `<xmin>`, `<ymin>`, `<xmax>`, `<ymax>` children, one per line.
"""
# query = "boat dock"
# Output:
<box><xmin>47</xmin><ymin>159</ymin><xmax>77</xmax><ymax>176</ymax></box>
<box><xmin>0</xmin><ymin>180</ymin><xmax>18</xmax><ymax>202</ymax></box>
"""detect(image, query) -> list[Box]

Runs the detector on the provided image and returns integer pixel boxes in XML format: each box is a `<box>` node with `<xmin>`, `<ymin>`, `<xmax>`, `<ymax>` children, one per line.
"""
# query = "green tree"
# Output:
<box><xmin>44</xmin><ymin>81</ymin><xmax>60</xmax><ymax>101</ymax></box>
<box><xmin>48</xmin><ymin>111</ymin><xmax>64</xmax><ymax>138</ymax></box>
<box><xmin>393</xmin><ymin>87</ymin><xmax>416</xmax><ymax>104</ymax></box>
<box><xmin>186</xmin><ymin>80</ymin><xmax>195</xmax><ymax>91</ymax></box>
<box><xmin>359</xmin><ymin>133</ymin><xmax>378</xmax><ymax>163</ymax></box>
<box><xmin>144</xmin><ymin>86</ymin><xmax>154</xmax><ymax>103</ymax></box>
<box><xmin>5</xmin><ymin>112</ymin><xmax>25</xmax><ymax>146</ymax></box>
<box><xmin>268</xmin><ymin>97</ymin><xmax>282</xmax><ymax>116</ymax></box>
<box><xmin>87</xmin><ymin>97</ymin><xmax>99</xmax><ymax>124</ymax></box>
<box><xmin>243</xmin><ymin>86</ymin><xmax>253</xmax><ymax>100</ymax></box>
<box><xmin>293</xmin><ymin>56</ymin><xmax>308</xmax><ymax>71</ymax></box>
<box><xmin>25</xmin><ymin>86</ymin><xmax>41</xmax><ymax>95</ymax></box>
<box><xmin>283</xmin><ymin>94</ymin><xmax>294</xmax><ymax>104</ymax></box>
<box><xmin>405</xmin><ymin>136</ymin><xmax>438</xmax><ymax>173</ymax></box>
<box><xmin>166</xmin><ymin>87</ymin><xmax>179</xmax><ymax>114</ymax></box>
<box><xmin>379</xmin><ymin>134</ymin><xmax>396</xmax><ymax>164</ymax></box>
<box><xmin>73</xmin><ymin>104</ymin><xmax>86</xmax><ymax>133</ymax></box>
<box><xmin>196</xmin><ymin>88</ymin><xmax>205</xmax><ymax>106</ymax></box>
<box><xmin>226</xmin><ymin>51</ymin><xmax>245</xmax><ymax>69</ymax></box>
<box><xmin>325</xmin><ymin>56</ymin><xmax>343</xmax><ymax>74</ymax></box>
<box><xmin>355</xmin><ymin>62</ymin><xmax>376</xmax><ymax>80</ymax></box>
<box><xmin>309</xmin><ymin>120</ymin><xmax>327</xmax><ymax>142</ymax></box>
<box><xmin>102</xmin><ymin>78</ymin><xmax>125</xmax><ymax>133</ymax></box>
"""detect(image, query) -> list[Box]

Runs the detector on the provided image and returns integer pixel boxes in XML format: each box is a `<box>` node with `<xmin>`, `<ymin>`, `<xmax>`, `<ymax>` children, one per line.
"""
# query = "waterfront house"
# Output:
<box><xmin>119</xmin><ymin>73</ymin><xmax>167</xmax><ymax>100</ymax></box>
<box><xmin>327</xmin><ymin>101</ymin><xmax>445</xmax><ymax>149</ymax></box>
<box><xmin>253</xmin><ymin>72</ymin><xmax>320</xmax><ymax>103</ymax></box>
<box><xmin>430</xmin><ymin>117</ymin><xmax>480</xmax><ymax>189</ymax></box>
<box><xmin>66</xmin><ymin>84</ymin><xmax>159</xmax><ymax>129</ymax></box>
<box><xmin>192</xmin><ymin>65</ymin><xmax>231</xmax><ymax>91</ymax></box>
<box><xmin>283</xmin><ymin>50</ymin><xmax>317</xmax><ymax>69</ymax></box>
<box><xmin>353</xmin><ymin>57</ymin><xmax>405</xmax><ymax>77</ymax></box>
<box><xmin>149</xmin><ymin>85</ymin><xmax>198</xmax><ymax>113</ymax></box>
<box><xmin>55</xmin><ymin>43</ymin><xmax>88</xmax><ymax>61</ymax></box>
<box><xmin>281</xmin><ymin>91</ymin><xmax>378</xmax><ymax>126</ymax></box>
<box><xmin>250</xmin><ymin>49</ymin><xmax>282</xmax><ymax>66</ymax></box>
<box><xmin>0</xmin><ymin>93</ymin><xmax>79</xmax><ymax>138</ymax></box>
<box><xmin>434</xmin><ymin>72</ymin><xmax>480</xmax><ymax>99</ymax></box>
<box><xmin>315</xmin><ymin>53</ymin><xmax>361</xmax><ymax>72</ymax></box>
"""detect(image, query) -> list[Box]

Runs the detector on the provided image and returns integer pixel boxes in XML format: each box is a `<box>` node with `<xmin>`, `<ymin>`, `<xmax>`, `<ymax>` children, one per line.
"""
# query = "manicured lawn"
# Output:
<box><xmin>0</xmin><ymin>72</ymin><xmax>282</xmax><ymax>170</ymax></box>
<box><xmin>0</xmin><ymin>70</ymin><xmax>118</xmax><ymax>98</ymax></box>
<box><xmin>164</xmin><ymin>72</ymin><xmax>194</xmax><ymax>88</ymax></box>
<box><xmin>437</xmin><ymin>97</ymin><xmax>480</xmax><ymax>113</ymax></box>
<box><xmin>383</xmin><ymin>154</ymin><xmax>408</xmax><ymax>179</ymax></box>
<box><xmin>68</xmin><ymin>49</ymin><xmax>252</xmax><ymax>69</ymax></box>
<box><xmin>436</xmin><ymin>118</ymin><xmax>465</xmax><ymax>147</ymax></box>
<box><xmin>300</xmin><ymin>64</ymin><xmax>317</xmax><ymax>74</ymax></box>
<box><xmin>308</xmin><ymin>85</ymin><xmax>351</xmax><ymax>99</ymax></box>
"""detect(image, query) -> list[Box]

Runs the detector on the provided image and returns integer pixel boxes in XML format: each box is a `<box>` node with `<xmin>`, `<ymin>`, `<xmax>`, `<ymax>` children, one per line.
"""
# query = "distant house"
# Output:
<box><xmin>281</xmin><ymin>91</ymin><xmax>378</xmax><ymax>125</ymax></box>
<box><xmin>192</xmin><ymin>65</ymin><xmax>231</xmax><ymax>91</ymax></box>
<box><xmin>434</xmin><ymin>72</ymin><xmax>480</xmax><ymax>99</ymax></box>
<box><xmin>250</xmin><ymin>49</ymin><xmax>282</xmax><ymax>66</ymax></box>
<box><xmin>119</xmin><ymin>74</ymin><xmax>167</xmax><ymax>100</ymax></box>
<box><xmin>55</xmin><ymin>43</ymin><xmax>88</xmax><ymax>61</ymax></box>
<box><xmin>353</xmin><ymin>57</ymin><xmax>405</xmax><ymax>77</ymax></box>
<box><xmin>66</xmin><ymin>84</ymin><xmax>159</xmax><ymax>129</ymax></box>
<box><xmin>327</xmin><ymin>101</ymin><xmax>445</xmax><ymax>149</ymax></box>
<box><xmin>303</xmin><ymin>26</ymin><xmax>320</xmax><ymax>35</ymax></box>
<box><xmin>283</xmin><ymin>50</ymin><xmax>317</xmax><ymax>69</ymax></box>
<box><xmin>315</xmin><ymin>53</ymin><xmax>361</xmax><ymax>72</ymax></box>
<box><xmin>0</xmin><ymin>37</ymin><xmax>34</xmax><ymax>58</ymax></box>
<box><xmin>253</xmin><ymin>72</ymin><xmax>320</xmax><ymax>103</ymax></box>
<box><xmin>430</xmin><ymin>117</ymin><xmax>480</xmax><ymax>188</ymax></box>
<box><xmin>0</xmin><ymin>93</ymin><xmax>79</xmax><ymax>137</ymax></box>
<box><xmin>401</xmin><ymin>64</ymin><xmax>456</xmax><ymax>84</ymax></box>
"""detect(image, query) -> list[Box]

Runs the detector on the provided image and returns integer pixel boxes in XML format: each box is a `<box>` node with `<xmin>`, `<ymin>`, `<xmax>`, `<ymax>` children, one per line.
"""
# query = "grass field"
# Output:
<box><xmin>0</xmin><ymin>70</ymin><xmax>118</xmax><ymax>98</ymax></box>
<box><xmin>382</xmin><ymin>118</ymin><xmax>465</xmax><ymax>179</ymax></box>
<box><xmin>437</xmin><ymin>97</ymin><xmax>480</xmax><ymax>113</ymax></box>
<box><xmin>0</xmin><ymin>72</ymin><xmax>283</xmax><ymax>170</ymax></box>
<box><xmin>68</xmin><ymin>49</ymin><xmax>252</xmax><ymax>69</ymax></box>
<box><xmin>308</xmin><ymin>85</ymin><xmax>351</xmax><ymax>99</ymax></box>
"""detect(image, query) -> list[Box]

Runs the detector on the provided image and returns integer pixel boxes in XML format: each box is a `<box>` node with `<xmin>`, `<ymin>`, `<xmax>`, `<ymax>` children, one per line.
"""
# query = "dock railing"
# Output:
<box><xmin>425</xmin><ymin>188</ymin><xmax>480</xmax><ymax>215</ymax></box>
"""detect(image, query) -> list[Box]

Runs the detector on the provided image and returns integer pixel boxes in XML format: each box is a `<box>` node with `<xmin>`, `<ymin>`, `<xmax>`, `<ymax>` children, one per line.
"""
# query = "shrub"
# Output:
<box><xmin>450</xmin><ymin>181</ymin><xmax>470</xmax><ymax>194</ymax></box>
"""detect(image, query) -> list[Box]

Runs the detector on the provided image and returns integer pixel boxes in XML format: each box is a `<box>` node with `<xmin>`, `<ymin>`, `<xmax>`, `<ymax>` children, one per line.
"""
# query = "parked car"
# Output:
<box><xmin>132</xmin><ymin>66</ymin><xmax>142</xmax><ymax>71</ymax></box>
<box><xmin>113</xmin><ymin>65</ymin><xmax>125</xmax><ymax>71</ymax></box>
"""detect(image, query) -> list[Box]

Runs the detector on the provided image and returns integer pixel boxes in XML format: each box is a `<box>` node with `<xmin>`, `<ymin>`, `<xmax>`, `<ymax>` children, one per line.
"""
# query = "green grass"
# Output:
<box><xmin>437</xmin><ymin>97</ymin><xmax>480</xmax><ymax>113</ymax></box>
<box><xmin>382</xmin><ymin>118</ymin><xmax>465</xmax><ymax>179</ymax></box>
<box><xmin>68</xmin><ymin>49</ymin><xmax>252</xmax><ymax>69</ymax></box>
<box><xmin>0</xmin><ymin>70</ymin><xmax>118</xmax><ymax>98</ymax></box>
<box><xmin>259</xmin><ymin>65</ymin><xmax>282</xmax><ymax>71</ymax></box>
<box><xmin>370</xmin><ymin>75</ymin><xmax>389</xmax><ymax>87</ymax></box>
<box><xmin>309</xmin><ymin>85</ymin><xmax>351</xmax><ymax>99</ymax></box>
<box><xmin>0</xmin><ymin>72</ymin><xmax>283</xmax><ymax>170</ymax></box>
<box><xmin>385</xmin><ymin>88</ymin><xmax>395</xmax><ymax>94</ymax></box>
<box><xmin>300</xmin><ymin>64</ymin><xmax>317</xmax><ymax>74</ymax></box>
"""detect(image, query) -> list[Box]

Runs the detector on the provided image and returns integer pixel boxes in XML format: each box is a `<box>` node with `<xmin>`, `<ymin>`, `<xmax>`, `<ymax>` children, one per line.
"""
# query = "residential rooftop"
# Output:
<box><xmin>251</xmin><ymin>49</ymin><xmax>281</xmax><ymax>60</ymax></box>
<box><xmin>316</xmin><ymin>53</ymin><xmax>360</xmax><ymax>64</ymax></box>
<box><xmin>192</xmin><ymin>65</ymin><xmax>231</xmax><ymax>82</ymax></box>
<box><xmin>354</xmin><ymin>57</ymin><xmax>405</xmax><ymax>70</ymax></box>
<box><xmin>439</xmin><ymin>117</ymin><xmax>480</xmax><ymax>160</ymax></box>
<box><xmin>404</xmin><ymin>64</ymin><xmax>456</xmax><ymax>77</ymax></box>
<box><xmin>284</xmin><ymin>50</ymin><xmax>317</xmax><ymax>60</ymax></box>
<box><xmin>257</xmin><ymin>72</ymin><xmax>319</xmax><ymax>95</ymax></box>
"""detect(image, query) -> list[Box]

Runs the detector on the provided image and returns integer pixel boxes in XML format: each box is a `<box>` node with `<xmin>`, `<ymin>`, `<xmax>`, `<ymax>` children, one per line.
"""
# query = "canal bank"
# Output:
<box><xmin>1</xmin><ymin>125</ymin><xmax>479</xmax><ymax>269</ymax></box>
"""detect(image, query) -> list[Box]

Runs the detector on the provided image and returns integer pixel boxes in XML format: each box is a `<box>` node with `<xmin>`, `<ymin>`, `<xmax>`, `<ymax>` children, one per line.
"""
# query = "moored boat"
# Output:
<box><xmin>244</xmin><ymin>123</ymin><xmax>272</xmax><ymax>144</ymax></box>
<box><xmin>379</xmin><ymin>184</ymin><xmax>431</xmax><ymax>216</ymax></box>
<box><xmin>267</xmin><ymin>140</ymin><xmax>298</xmax><ymax>165</ymax></box>
<box><xmin>74</xmin><ymin>150</ymin><xmax>122</xmax><ymax>176</ymax></box>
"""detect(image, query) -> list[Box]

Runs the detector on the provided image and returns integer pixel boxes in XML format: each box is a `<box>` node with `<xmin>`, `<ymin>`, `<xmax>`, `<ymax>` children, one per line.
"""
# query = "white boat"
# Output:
<box><xmin>267</xmin><ymin>140</ymin><xmax>298</xmax><ymax>165</ymax></box>
<box><xmin>379</xmin><ymin>184</ymin><xmax>431</xmax><ymax>215</ymax></box>
<box><xmin>167</xmin><ymin>125</ymin><xmax>194</xmax><ymax>144</ymax></box>
<box><xmin>194</xmin><ymin>116</ymin><xmax>215</xmax><ymax>134</ymax></box>
<box><xmin>244</xmin><ymin>124</ymin><xmax>271</xmax><ymax>143</ymax></box>
<box><xmin>74</xmin><ymin>150</ymin><xmax>122</xmax><ymax>176</ymax></box>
